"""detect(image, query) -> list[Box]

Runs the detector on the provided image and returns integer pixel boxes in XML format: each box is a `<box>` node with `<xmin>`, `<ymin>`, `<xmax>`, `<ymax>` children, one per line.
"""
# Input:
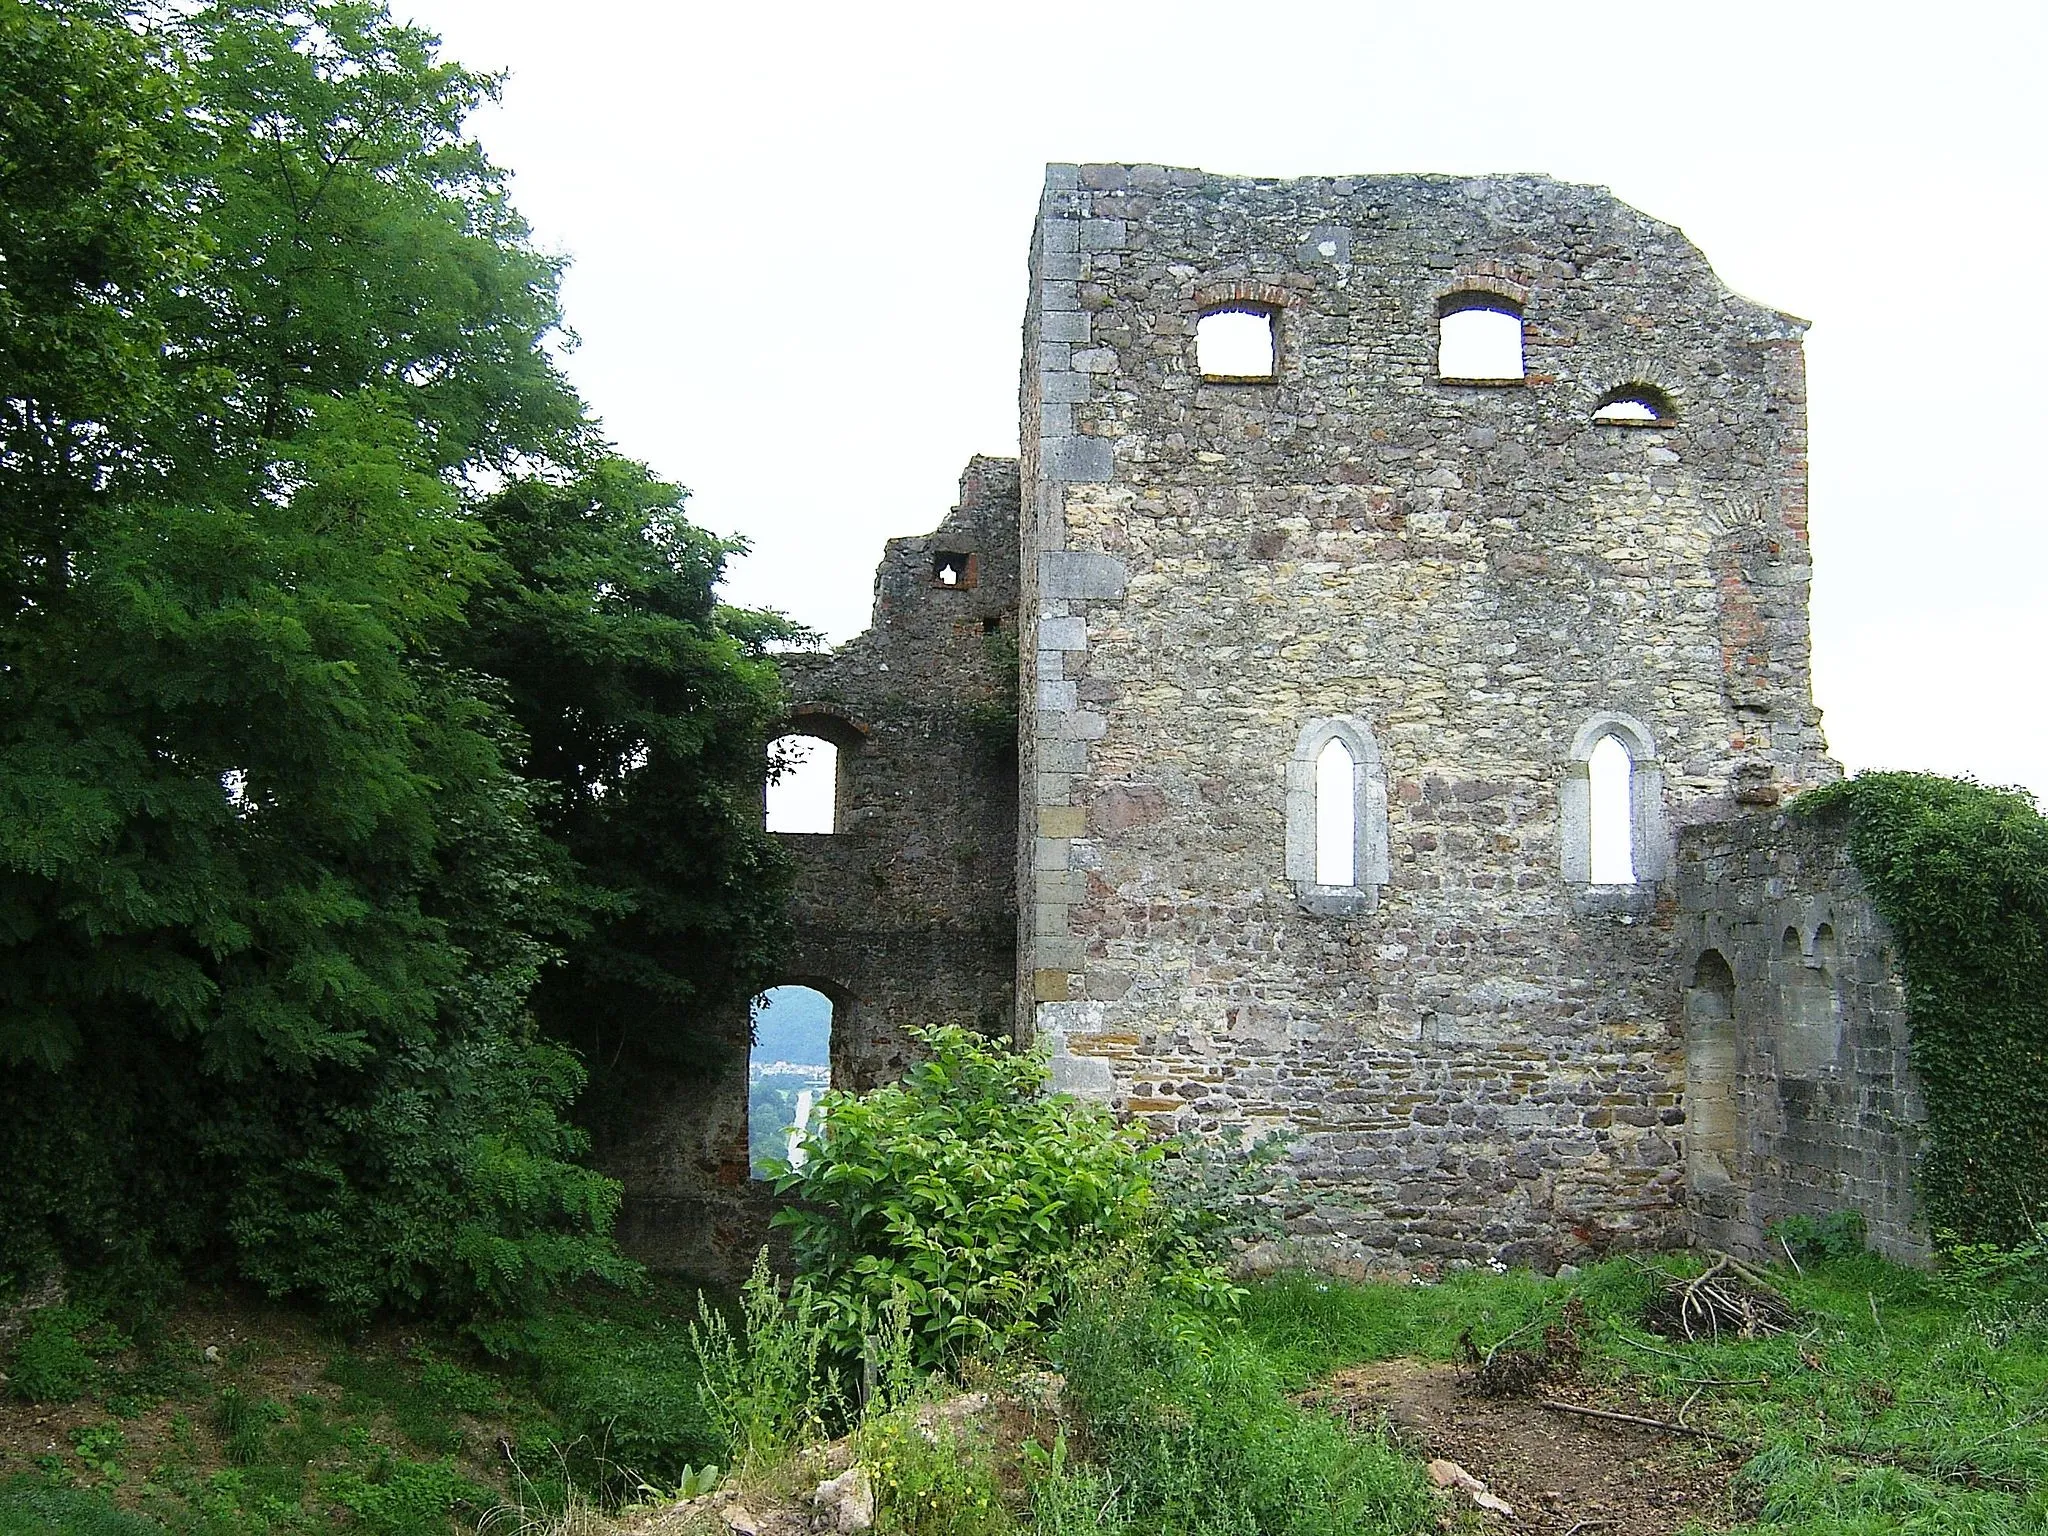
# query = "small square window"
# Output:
<box><xmin>932</xmin><ymin>551</ymin><xmax>977</xmax><ymax>589</ymax></box>
<box><xmin>1196</xmin><ymin>307</ymin><xmax>1277</xmax><ymax>382</ymax></box>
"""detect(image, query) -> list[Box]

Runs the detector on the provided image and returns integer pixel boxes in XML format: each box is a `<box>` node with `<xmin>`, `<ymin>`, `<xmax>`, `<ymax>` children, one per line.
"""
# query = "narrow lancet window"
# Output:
<box><xmin>1588</xmin><ymin>733</ymin><xmax>1635</xmax><ymax>884</ymax></box>
<box><xmin>1315</xmin><ymin>737</ymin><xmax>1356</xmax><ymax>886</ymax></box>
<box><xmin>1286</xmin><ymin>715</ymin><xmax>1388</xmax><ymax>915</ymax></box>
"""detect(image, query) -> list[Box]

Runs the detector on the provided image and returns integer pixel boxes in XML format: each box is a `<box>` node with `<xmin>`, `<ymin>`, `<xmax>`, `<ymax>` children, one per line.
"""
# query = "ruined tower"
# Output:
<box><xmin>1016</xmin><ymin>165</ymin><xmax>1839</xmax><ymax>1267</ymax></box>
<box><xmin>611</xmin><ymin>164</ymin><xmax>1930</xmax><ymax>1280</ymax></box>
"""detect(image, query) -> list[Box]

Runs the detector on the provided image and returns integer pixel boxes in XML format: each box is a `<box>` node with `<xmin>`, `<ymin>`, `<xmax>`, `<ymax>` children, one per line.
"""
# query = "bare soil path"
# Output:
<box><xmin>1309</xmin><ymin>1360</ymin><xmax>1741</xmax><ymax>1535</ymax></box>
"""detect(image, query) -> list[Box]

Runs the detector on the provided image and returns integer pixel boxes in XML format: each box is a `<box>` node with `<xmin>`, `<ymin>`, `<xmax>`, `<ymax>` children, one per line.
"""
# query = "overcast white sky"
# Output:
<box><xmin>407</xmin><ymin>0</ymin><xmax>2046</xmax><ymax>799</ymax></box>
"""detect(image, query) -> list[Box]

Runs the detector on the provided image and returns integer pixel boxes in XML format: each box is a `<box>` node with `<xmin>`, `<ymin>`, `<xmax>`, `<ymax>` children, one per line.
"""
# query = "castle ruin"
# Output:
<box><xmin>604</xmin><ymin>166</ymin><xmax>1926</xmax><ymax>1277</ymax></box>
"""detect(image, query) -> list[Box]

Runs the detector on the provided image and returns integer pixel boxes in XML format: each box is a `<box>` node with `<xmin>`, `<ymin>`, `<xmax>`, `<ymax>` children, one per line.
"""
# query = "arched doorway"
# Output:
<box><xmin>748</xmin><ymin>984</ymin><xmax>833</xmax><ymax>1176</ymax></box>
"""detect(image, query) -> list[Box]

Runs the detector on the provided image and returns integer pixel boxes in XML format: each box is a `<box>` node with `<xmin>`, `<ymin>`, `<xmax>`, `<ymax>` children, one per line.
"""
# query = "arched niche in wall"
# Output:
<box><xmin>1560</xmin><ymin>711</ymin><xmax>1670</xmax><ymax>887</ymax></box>
<box><xmin>1284</xmin><ymin>715</ymin><xmax>1390</xmax><ymax>916</ymax></box>
<box><xmin>1778</xmin><ymin>922</ymin><xmax>1843</xmax><ymax>1078</ymax></box>
<box><xmin>1683</xmin><ymin>949</ymin><xmax>1744</xmax><ymax>1214</ymax></box>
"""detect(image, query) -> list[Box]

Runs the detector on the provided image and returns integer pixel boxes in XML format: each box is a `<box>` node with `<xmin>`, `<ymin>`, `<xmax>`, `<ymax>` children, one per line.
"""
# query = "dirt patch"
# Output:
<box><xmin>1307</xmin><ymin>1360</ymin><xmax>1738</xmax><ymax>1535</ymax></box>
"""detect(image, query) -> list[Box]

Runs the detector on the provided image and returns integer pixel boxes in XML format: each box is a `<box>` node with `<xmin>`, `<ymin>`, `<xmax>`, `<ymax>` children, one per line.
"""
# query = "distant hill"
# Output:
<box><xmin>752</xmin><ymin>985</ymin><xmax>832</xmax><ymax>1065</ymax></box>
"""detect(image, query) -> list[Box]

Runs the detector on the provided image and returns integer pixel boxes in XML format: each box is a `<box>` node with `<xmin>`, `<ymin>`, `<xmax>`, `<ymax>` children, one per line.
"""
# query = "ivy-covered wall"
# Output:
<box><xmin>1674</xmin><ymin>812</ymin><xmax>1927</xmax><ymax>1263</ymax></box>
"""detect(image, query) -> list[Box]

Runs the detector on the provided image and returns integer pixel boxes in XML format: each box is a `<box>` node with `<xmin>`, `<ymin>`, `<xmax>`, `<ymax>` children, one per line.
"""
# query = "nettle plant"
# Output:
<box><xmin>769</xmin><ymin>1024</ymin><xmax>1236</xmax><ymax>1368</ymax></box>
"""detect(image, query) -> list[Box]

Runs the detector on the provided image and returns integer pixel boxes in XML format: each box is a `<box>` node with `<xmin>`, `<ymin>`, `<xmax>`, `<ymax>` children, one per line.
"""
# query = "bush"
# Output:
<box><xmin>5</xmin><ymin>1307</ymin><xmax>127</xmax><ymax>1404</ymax></box>
<box><xmin>688</xmin><ymin>1252</ymin><xmax>843</xmax><ymax>1469</ymax></box>
<box><xmin>1797</xmin><ymin>773</ymin><xmax>2048</xmax><ymax>1243</ymax></box>
<box><xmin>770</xmin><ymin>1025</ymin><xmax>1233</xmax><ymax>1368</ymax></box>
<box><xmin>860</xmin><ymin>1409</ymin><xmax>1014</xmax><ymax>1536</ymax></box>
<box><xmin>511</xmin><ymin>1280</ymin><xmax>726</xmax><ymax>1496</ymax></box>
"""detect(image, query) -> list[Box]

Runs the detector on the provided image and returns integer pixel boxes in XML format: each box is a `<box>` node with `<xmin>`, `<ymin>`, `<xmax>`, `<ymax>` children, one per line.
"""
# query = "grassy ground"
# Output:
<box><xmin>0</xmin><ymin>1280</ymin><xmax>720</xmax><ymax>1536</ymax></box>
<box><xmin>1240</xmin><ymin>1252</ymin><xmax>2048</xmax><ymax>1534</ymax></box>
<box><xmin>8</xmin><ymin>1251</ymin><xmax>2046</xmax><ymax>1534</ymax></box>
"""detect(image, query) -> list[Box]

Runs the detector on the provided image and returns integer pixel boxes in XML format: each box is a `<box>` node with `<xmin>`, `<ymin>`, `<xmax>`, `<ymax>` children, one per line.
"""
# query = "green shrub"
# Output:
<box><xmin>771</xmin><ymin>1024</ymin><xmax>1233</xmax><ymax>1368</ymax></box>
<box><xmin>689</xmin><ymin>1251</ymin><xmax>843</xmax><ymax>1468</ymax></box>
<box><xmin>1798</xmin><ymin>773</ymin><xmax>2048</xmax><ymax>1243</ymax></box>
<box><xmin>6</xmin><ymin>1307</ymin><xmax>102</xmax><ymax>1402</ymax></box>
<box><xmin>860</xmin><ymin>1417</ymin><xmax>1011</xmax><ymax>1536</ymax></box>
<box><xmin>515</xmin><ymin>1279</ymin><xmax>725</xmax><ymax>1495</ymax></box>
<box><xmin>860</xmin><ymin>1409</ymin><xmax>1014</xmax><ymax>1536</ymax></box>
<box><xmin>324</xmin><ymin>1456</ymin><xmax>490</xmax><ymax>1536</ymax></box>
<box><xmin>211</xmin><ymin>1387</ymin><xmax>285</xmax><ymax>1467</ymax></box>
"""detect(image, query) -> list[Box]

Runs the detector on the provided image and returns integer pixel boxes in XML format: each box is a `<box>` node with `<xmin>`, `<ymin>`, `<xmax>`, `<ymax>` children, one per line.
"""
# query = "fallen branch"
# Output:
<box><xmin>1536</xmin><ymin>1398</ymin><xmax>1745</xmax><ymax>1445</ymax></box>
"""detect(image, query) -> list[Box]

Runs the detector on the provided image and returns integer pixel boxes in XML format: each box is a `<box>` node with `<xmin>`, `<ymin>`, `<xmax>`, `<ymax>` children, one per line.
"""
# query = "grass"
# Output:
<box><xmin>0</xmin><ymin>1279</ymin><xmax>724</xmax><ymax>1536</ymax></box>
<box><xmin>1239</xmin><ymin>1251</ymin><xmax>2048</xmax><ymax>1535</ymax></box>
<box><xmin>9</xmin><ymin>1249</ymin><xmax>2047</xmax><ymax>1534</ymax></box>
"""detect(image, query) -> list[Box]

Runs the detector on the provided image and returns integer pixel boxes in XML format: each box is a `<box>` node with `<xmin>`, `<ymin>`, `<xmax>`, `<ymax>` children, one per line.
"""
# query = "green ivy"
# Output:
<box><xmin>1797</xmin><ymin>772</ymin><xmax>2048</xmax><ymax>1243</ymax></box>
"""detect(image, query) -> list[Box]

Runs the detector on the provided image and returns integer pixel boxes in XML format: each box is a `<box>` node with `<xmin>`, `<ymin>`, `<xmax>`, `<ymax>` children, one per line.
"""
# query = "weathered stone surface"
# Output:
<box><xmin>1674</xmin><ymin>814</ymin><xmax>1924</xmax><ymax>1264</ymax></box>
<box><xmin>1017</xmin><ymin>166</ymin><xmax>1842</xmax><ymax>1270</ymax></box>
<box><xmin>610</xmin><ymin>164</ymin><xmax>1926</xmax><ymax>1280</ymax></box>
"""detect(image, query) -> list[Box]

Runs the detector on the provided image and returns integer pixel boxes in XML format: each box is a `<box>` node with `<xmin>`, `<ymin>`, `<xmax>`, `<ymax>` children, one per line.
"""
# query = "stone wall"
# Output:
<box><xmin>1017</xmin><ymin>165</ymin><xmax>1841</xmax><ymax>1270</ymax></box>
<box><xmin>1675</xmin><ymin>814</ymin><xmax>1925</xmax><ymax>1263</ymax></box>
<box><xmin>606</xmin><ymin>459</ymin><xmax>1021</xmax><ymax>1279</ymax></box>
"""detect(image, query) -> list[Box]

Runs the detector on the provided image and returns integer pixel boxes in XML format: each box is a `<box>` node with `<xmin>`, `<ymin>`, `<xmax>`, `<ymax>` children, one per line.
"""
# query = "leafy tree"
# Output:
<box><xmin>455</xmin><ymin>459</ymin><xmax>798</xmax><ymax>1074</ymax></box>
<box><xmin>0</xmin><ymin>0</ymin><xmax>788</xmax><ymax>1329</ymax></box>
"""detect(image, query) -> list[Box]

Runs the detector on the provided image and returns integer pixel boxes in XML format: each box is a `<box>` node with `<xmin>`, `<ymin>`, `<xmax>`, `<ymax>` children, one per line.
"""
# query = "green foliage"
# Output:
<box><xmin>1797</xmin><ymin>772</ymin><xmax>2048</xmax><ymax>1243</ymax></box>
<box><xmin>324</xmin><ymin>1350</ymin><xmax>496</xmax><ymax>1455</ymax></box>
<box><xmin>454</xmin><ymin>459</ymin><xmax>800</xmax><ymax>1073</ymax></box>
<box><xmin>6</xmin><ymin>1306</ymin><xmax>109</xmax><ymax>1402</ymax></box>
<box><xmin>0</xmin><ymin>1477</ymin><xmax>162</xmax><ymax>1536</ymax></box>
<box><xmin>671</xmin><ymin>1464</ymin><xmax>722</xmax><ymax>1499</ymax></box>
<box><xmin>0</xmin><ymin>0</ymin><xmax>790</xmax><ymax>1336</ymax></box>
<box><xmin>212</xmin><ymin>1387</ymin><xmax>286</xmax><ymax>1466</ymax></box>
<box><xmin>1767</xmin><ymin>1210</ymin><xmax>1868</xmax><ymax>1263</ymax></box>
<box><xmin>323</xmin><ymin>1456</ymin><xmax>490</xmax><ymax>1536</ymax></box>
<box><xmin>860</xmin><ymin>1409</ymin><xmax>1015</xmax><ymax>1536</ymax></box>
<box><xmin>1147</xmin><ymin>1129</ymin><xmax>1295</xmax><ymax>1267</ymax></box>
<box><xmin>1025</xmin><ymin>1434</ymin><xmax>1130</xmax><ymax>1536</ymax></box>
<box><xmin>771</xmin><ymin>1025</ymin><xmax>1234</xmax><ymax>1369</ymax></box>
<box><xmin>688</xmin><ymin>1251</ymin><xmax>843</xmax><ymax>1468</ymax></box>
<box><xmin>510</xmin><ymin>1279</ymin><xmax>724</xmax><ymax>1496</ymax></box>
<box><xmin>1052</xmin><ymin>1265</ymin><xmax>1434</xmax><ymax>1536</ymax></box>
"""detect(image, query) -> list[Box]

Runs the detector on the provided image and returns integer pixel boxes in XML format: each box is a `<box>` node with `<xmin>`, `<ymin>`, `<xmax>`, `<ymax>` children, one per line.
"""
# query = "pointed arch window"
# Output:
<box><xmin>1285</xmin><ymin>715</ymin><xmax>1389</xmax><ymax>915</ymax></box>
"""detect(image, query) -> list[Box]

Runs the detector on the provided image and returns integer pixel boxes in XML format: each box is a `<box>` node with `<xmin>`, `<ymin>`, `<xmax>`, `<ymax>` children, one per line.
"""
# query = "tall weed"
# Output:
<box><xmin>1054</xmin><ymin>1263</ymin><xmax>1432</xmax><ymax>1536</ymax></box>
<box><xmin>688</xmin><ymin>1250</ymin><xmax>842</xmax><ymax>1468</ymax></box>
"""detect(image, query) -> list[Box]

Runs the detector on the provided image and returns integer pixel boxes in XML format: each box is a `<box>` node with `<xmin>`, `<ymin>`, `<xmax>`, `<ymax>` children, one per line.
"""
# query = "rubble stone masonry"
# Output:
<box><xmin>1018</xmin><ymin>166</ymin><xmax>1843</xmax><ymax>1268</ymax></box>
<box><xmin>610</xmin><ymin>165</ymin><xmax>1932</xmax><ymax>1278</ymax></box>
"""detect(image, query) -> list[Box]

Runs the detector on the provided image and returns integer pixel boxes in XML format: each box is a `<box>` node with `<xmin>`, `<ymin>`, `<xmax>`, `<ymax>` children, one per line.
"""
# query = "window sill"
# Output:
<box><xmin>1296</xmin><ymin>881</ymin><xmax>1379</xmax><ymax>917</ymax></box>
<box><xmin>1567</xmin><ymin>881</ymin><xmax>1660</xmax><ymax>920</ymax></box>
